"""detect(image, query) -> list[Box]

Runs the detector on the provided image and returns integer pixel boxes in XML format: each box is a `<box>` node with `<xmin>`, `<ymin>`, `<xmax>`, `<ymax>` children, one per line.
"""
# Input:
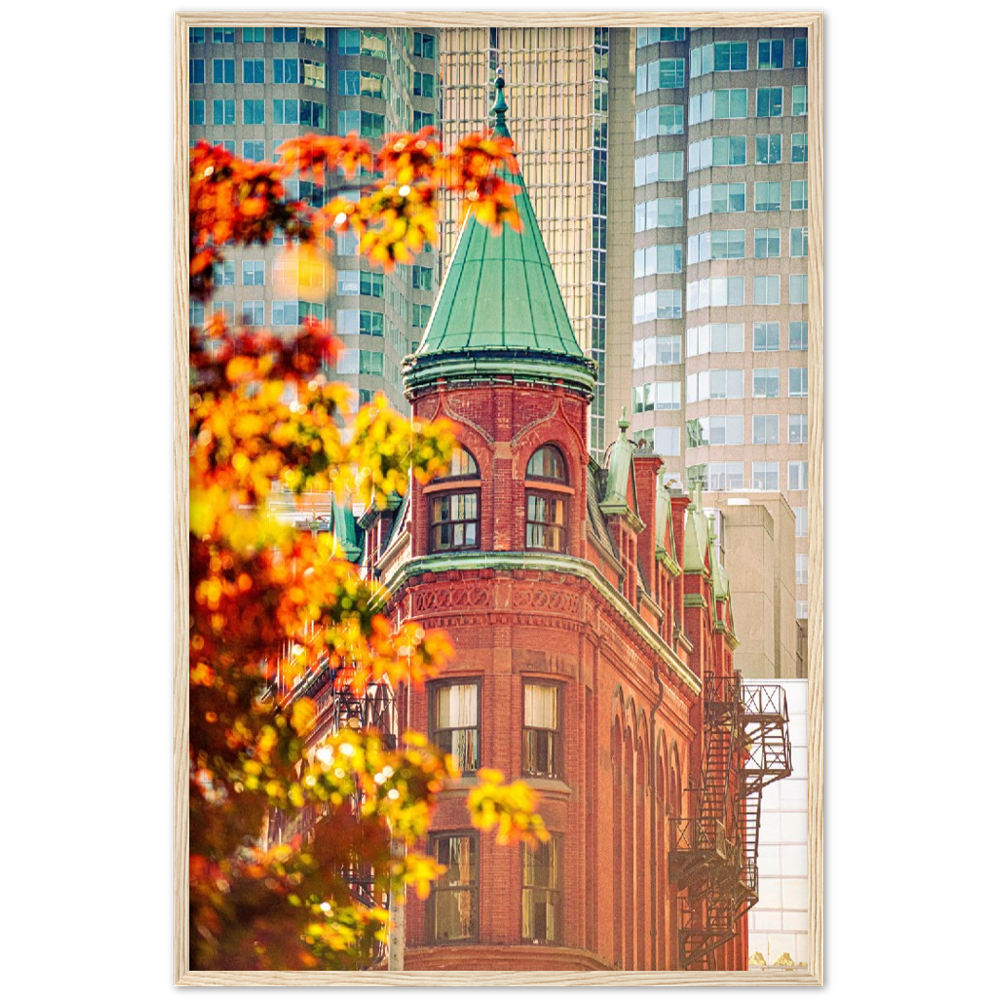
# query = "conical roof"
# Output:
<box><xmin>402</xmin><ymin>69</ymin><xmax>596</xmax><ymax>398</ymax></box>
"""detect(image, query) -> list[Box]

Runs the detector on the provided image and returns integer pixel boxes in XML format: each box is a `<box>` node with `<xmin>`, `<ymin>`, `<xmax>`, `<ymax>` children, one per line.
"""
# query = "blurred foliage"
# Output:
<box><xmin>188</xmin><ymin>129</ymin><xmax>545</xmax><ymax>971</ymax></box>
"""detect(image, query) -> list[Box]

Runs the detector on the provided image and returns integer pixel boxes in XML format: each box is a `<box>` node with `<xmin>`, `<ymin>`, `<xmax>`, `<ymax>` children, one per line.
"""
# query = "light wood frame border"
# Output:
<box><xmin>174</xmin><ymin>11</ymin><xmax>823</xmax><ymax>987</ymax></box>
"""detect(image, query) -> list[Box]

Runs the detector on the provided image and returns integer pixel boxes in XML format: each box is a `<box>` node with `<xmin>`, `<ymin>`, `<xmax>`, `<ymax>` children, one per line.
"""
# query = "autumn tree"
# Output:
<box><xmin>188</xmin><ymin>130</ymin><xmax>545</xmax><ymax>971</ymax></box>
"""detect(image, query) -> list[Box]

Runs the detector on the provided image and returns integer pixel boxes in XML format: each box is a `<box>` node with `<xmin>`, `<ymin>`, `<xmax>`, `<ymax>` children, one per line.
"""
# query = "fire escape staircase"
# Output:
<box><xmin>670</xmin><ymin>672</ymin><xmax>792</xmax><ymax>969</ymax></box>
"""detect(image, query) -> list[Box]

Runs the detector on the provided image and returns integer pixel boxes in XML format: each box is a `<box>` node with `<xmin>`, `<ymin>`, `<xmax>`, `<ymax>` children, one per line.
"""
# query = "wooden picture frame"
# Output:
<box><xmin>175</xmin><ymin>10</ymin><xmax>823</xmax><ymax>986</ymax></box>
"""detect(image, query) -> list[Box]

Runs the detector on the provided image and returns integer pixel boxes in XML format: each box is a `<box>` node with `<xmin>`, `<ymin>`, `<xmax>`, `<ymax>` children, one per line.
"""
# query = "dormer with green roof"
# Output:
<box><xmin>402</xmin><ymin>69</ymin><xmax>597</xmax><ymax>400</ymax></box>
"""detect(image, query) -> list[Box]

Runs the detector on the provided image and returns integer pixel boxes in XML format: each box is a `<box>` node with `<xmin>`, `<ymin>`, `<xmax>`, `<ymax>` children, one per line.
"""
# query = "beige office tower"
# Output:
<box><xmin>438</xmin><ymin>26</ymin><xmax>614</xmax><ymax>453</ymax></box>
<box><xmin>439</xmin><ymin>24</ymin><xmax>811</xmax><ymax>619</ymax></box>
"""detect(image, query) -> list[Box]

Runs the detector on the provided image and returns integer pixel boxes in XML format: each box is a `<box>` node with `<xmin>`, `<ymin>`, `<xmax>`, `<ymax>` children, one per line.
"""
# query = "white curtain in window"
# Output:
<box><xmin>524</xmin><ymin>685</ymin><xmax>557</xmax><ymax>728</ymax></box>
<box><xmin>437</xmin><ymin>684</ymin><xmax>477</xmax><ymax>727</ymax></box>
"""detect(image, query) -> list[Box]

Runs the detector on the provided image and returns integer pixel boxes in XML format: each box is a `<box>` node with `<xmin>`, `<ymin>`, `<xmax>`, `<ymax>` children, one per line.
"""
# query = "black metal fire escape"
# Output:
<box><xmin>669</xmin><ymin>672</ymin><xmax>792</xmax><ymax>969</ymax></box>
<box><xmin>268</xmin><ymin>655</ymin><xmax>399</xmax><ymax>961</ymax></box>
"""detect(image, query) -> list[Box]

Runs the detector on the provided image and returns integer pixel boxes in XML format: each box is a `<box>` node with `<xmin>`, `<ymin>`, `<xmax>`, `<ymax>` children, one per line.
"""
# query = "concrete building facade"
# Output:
<box><xmin>437</xmin><ymin>24</ymin><xmax>811</xmax><ymax>616</ymax></box>
<box><xmin>188</xmin><ymin>24</ymin><xmax>442</xmax><ymax>416</ymax></box>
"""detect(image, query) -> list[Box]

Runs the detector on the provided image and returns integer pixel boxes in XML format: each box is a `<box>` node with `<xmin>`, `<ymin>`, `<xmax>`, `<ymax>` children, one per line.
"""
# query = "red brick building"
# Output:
<box><xmin>348</xmin><ymin>74</ymin><xmax>792</xmax><ymax>972</ymax></box>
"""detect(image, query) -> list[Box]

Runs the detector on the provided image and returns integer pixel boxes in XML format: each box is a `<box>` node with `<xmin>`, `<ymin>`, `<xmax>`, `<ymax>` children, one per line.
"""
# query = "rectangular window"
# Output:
<box><xmin>789</xmin><ymin>367</ymin><xmax>808</xmax><ymax>396</ymax></box>
<box><xmin>796</xmin><ymin>600</ymin><xmax>808</xmax><ymax>619</ymax></box>
<box><xmin>793</xmin><ymin>37</ymin><xmax>808</xmax><ymax>68</ymax></box>
<box><xmin>754</xmin><ymin>275</ymin><xmax>780</xmax><ymax>305</ymax></box>
<box><xmin>789</xmin><ymin>274</ymin><xmax>808</xmax><ymax>304</ymax></box>
<box><xmin>302</xmin><ymin>61</ymin><xmax>325</xmax><ymax>88</ymax></box>
<box><xmin>635</xmin><ymin>104</ymin><xmax>684</xmax><ymax>139</ymax></box>
<box><xmin>212</xmin><ymin>99</ymin><xmax>234</xmax><ymax>126</ymax></box>
<box><xmin>792</xmin><ymin>85</ymin><xmax>808</xmax><ymax>116</ymax></box>
<box><xmin>789</xmin><ymin>414</ymin><xmax>808</xmax><ymax>444</ymax></box>
<box><xmin>711</xmin><ymin>40</ymin><xmax>748</xmax><ymax>71</ymax></box>
<box><xmin>212</xmin><ymin>58</ymin><xmax>234</xmax><ymax>84</ymax></box>
<box><xmin>211</xmin><ymin>303</ymin><xmax>235</xmax><ymax>325</ymax></box>
<box><xmin>634</xmin><ymin>245</ymin><xmax>683</xmax><ymax>276</ymax></box>
<box><xmin>635</xmin><ymin>198</ymin><xmax>684</xmax><ymax>233</ymax></box>
<box><xmin>523</xmin><ymin>684</ymin><xmax>559</xmax><ymax>778</ymax></box>
<box><xmin>707</xmin><ymin>462</ymin><xmax>744</xmax><ymax>491</ymax></box>
<box><xmin>414</xmin><ymin>72</ymin><xmax>435</xmax><ymax>98</ymax></box>
<box><xmin>360</xmin><ymin>272</ymin><xmax>384</xmax><ymax>298</ymax></box>
<box><xmin>431</xmin><ymin>683</ymin><xmax>480</xmax><ymax>771</ymax></box>
<box><xmin>213</xmin><ymin>260</ymin><xmax>234</xmax><ymax>286</ymax></box>
<box><xmin>274</xmin><ymin>58</ymin><xmax>299</xmax><ymax>84</ymax></box>
<box><xmin>752</xmin><ymin>462</ymin><xmax>779</xmax><ymax>491</ymax></box>
<box><xmin>791</xmin><ymin>180</ymin><xmax>809</xmax><ymax>211</ymax></box>
<box><xmin>212</xmin><ymin>28</ymin><xmax>235</xmax><ymax>44</ymax></box>
<box><xmin>359</xmin><ymin>350</ymin><xmax>382</xmax><ymax>376</ymax></box>
<box><xmin>338</xmin><ymin>69</ymin><xmax>359</xmax><ymax>95</ymax></box>
<box><xmin>242</xmin><ymin>140</ymin><xmax>264</xmax><ymax>162</ymax></box>
<box><xmin>338</xmin><ymin>28</ymin><xmax>361</xmax><ymax>54</ymax></box>
<box><xmin>789</xmin><ymin>461</ymin><xmax>808</xmax><ymax>492</ymax></box>
<box><xmin>794</xmin><ymin>507</ymin><xmax>809</xmax><ymax>537</ymax></box>
<box><xmin>243</xmin><ymin>99</ymin><xmax>265</xmax><ymax>125</ymax></box>
<box><xmin>789</xmin><ymin>321</ymin><xmax>808</xmax><ymax>351</ymax></box>
<box><xmin>242</xmin><ymin>27</ymin><xmax>264</xmax><ymax>43</ymax></box>
<box><xmin>753</xmin><ymin>368</ymin><xmax>780</xmax><ymax>398</ymax></box>
<box><xmin>714</xmin><ymin>88</ymin><xmax>748</xmax><ymax>119</ymax></box>
<box><xmin>243</xmin><ymin>58</ymin><xmax>264</xmax><ymax>84</ymax></box>
<box><xmin>412</xmin><ymin>303</ymin><xmax>431</xmax><ymax>328</ymax></box>
<box><xmin>652</xmin><ymin>426</ymin><xmax>681</xmax><ymax>456</ymax></box>
<box><xmin>337</xmin><ymin>231</ymin><xmax>359</xmax><ymax>256</ymax></box>
<box><xmin>754</xmin><ymin>228</ymin><xmax>780</xmax><ymax>258</ymax></box>
<box><xmin>791</xmin><ymin>132</ymin><xmax>808</xmax><ymax>163</ymax></box>
<box><xmin>189</xmin><ymin>301</ymin><xmax>205</xmax><ymax>327</ymax></box>
<box><xmin>688</xmin><ymin>136</ymin><xmax>747</xmax><ymax>172</ymax></box>
<box><xmin>242</xmin><ymin>260</ymin><xmax>264</xmax><ymax>286</ymax></box>
<box><xmin>634</xmin><ymin>150</ymin><xmax>684</xmax><ymax>186</ymax></box>
<box><xmin>753</xmin><ymin>414</ymin><xmax>779</xmax><ymax>445</ymax></box>
<box><xmin>241</xmin><ymin>301</ymin><xmax>264</xmax><ymax>326</ymax></box>
<box><xmin>189</xmin><ymin>59</ymin><xmax>205</xmax><ymax>84</ymax></box>
<box><xmin>710</xmin><ymin>229</ymin><xmax>745</xmax><ymax>259</ymax></box>
<box><xmin>754</xmin><ymin>181</ymin><xmax>781</xmax><ymax>212</ymax></box>
<box><xmin>190</xmin><ymin>28</ymin><xmax>205</xmax><ymax>44</ymax></box>
<box><xmin>758</xmin><ymin>39</ymin><xmax>784</xmax><ymax>69</ymax></box>
<box><xmin>430</xmin><ymin>834</ymin><xmax>478</xmax><ymax>942</ymax></box>
<box><xmin>756</xmin><ymin>87</ymin><xmax>783</xmax><ymax>117</ymax></box>
<box><xmin>361</xmin><ymin>30</ymin><xmax>387</xmax><ymax>58</ymax></box>
<box><xmin>790</xmin><ymin>228</ymin><xmax>808</xmax><ymax>258</ymax></box>
<box><xmin>411</xmin><ymin>265</ymin><xmax>434</xmax><ymax>291</ymax></box>
<box><xmin>796</xmin><ymin>553</ymin><xmax>808</xmax><ymax>585</ymax></box>
<box><xmin>414</xmin><ymin>32</ymin><xmax>435</xmax><ymax>59</ymax></box>
<box><xmin>523</xmin><ymin>840</ymin><xmax>560</xmax><ymax>943</ymax></box>
<box><xmin>688</xmin><ymin>415</ymin><xmax>743</xmax><ymax>447</ymax></box>
<box><xmin>753</xmin><ymin>322</ymin><xmax>779</xmax><ymax>351</ymax></box>
<box><xmin>337</xmin><ymin>270</ymin><xmax>360</xmax><ymax>296</ymax></box>
<box><xmin>687</xmin><ymin>369</ymin><xmax>744</xmax><ymax>402</ymax></box>
<box><xmin>756</xmin><ymin>133</ymin><xmax>782</xmax><ymax>164</ymax></box>
<box><xmin>360</xmin><ymin>311</ymin><xmax>384</xmax><ymax>338</ymax></box>
<box><xmin>686</xmin><ymin>323</ymin><xmax>744</xmax><ymax>356</ymax></box>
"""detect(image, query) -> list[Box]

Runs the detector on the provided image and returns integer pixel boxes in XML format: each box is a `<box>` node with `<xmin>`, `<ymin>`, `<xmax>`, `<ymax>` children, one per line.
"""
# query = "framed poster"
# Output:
<box><xmin>173</xmin><ymin>12</ymin><xmax>823</xmax><ymax>986</ymax></box>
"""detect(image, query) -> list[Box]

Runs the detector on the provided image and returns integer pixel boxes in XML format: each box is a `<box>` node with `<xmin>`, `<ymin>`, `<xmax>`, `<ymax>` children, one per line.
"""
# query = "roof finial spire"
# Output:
<box><xmin>491</xmin><ymin>65</ymin><xmax>510</xmax><ymax>138</ymax></box>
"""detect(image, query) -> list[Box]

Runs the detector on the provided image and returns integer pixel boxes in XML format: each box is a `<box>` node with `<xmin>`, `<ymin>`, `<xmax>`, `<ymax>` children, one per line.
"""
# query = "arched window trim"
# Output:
<box><xmin>525</xmin><ymin>444</ymin><xmax>572</xmax><ymax>553</ymax></box>
<box><xmin>525</xmin><ymin>443</ymin><xmax>569</xmax><ymax>484</ymax></box>
<box><xmin>436</xmin><ymin>444</ymin><xmax>481</xmax><ymax>481</ymax></box>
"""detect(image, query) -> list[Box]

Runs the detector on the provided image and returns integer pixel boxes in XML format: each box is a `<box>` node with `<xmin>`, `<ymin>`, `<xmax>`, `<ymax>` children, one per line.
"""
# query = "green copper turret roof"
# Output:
<box><xmin>402</xmin><ymin>68</ymin><xmax>596</xmax><ymax>398</ymax></box>
<box><xmin>683</xmin><ymin>487</ymin><xmax>711</xmax><ymax>575</ymax></box>
<box><xmin>331</xmin><ymin>497</ymin><xmax>362</xmax><ymax>564</ymax></box>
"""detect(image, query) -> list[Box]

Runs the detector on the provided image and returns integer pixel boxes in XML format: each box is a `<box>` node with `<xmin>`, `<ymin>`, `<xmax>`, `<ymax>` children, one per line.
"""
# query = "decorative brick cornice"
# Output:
<box><xmin>381</xmin><ymin>552</ymin><xmax>701</xmax><ymax>695</ymax></box>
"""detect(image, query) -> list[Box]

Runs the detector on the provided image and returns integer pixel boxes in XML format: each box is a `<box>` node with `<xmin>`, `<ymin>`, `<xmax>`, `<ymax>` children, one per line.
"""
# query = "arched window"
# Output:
<box><xmin>429</xmin><ymin>446</ymin><xmax>481</xmax><ymax>552</ymax></box>
<box><xmin>525</xmin><ymin>445</ymin><xmax>569</xmax><ymax>552</ymax></box>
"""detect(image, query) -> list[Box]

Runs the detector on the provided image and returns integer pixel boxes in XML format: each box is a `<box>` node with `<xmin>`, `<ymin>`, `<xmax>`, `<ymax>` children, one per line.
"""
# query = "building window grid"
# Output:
<box><xmin>523</xmin><ymin>684</ymin><xmax>560</xmax><ymax>779</ymax></box>
<box><xmin>522</xmin><ymin>839</ymin><xmax>560</xmax><ymax>944</ymax></box>
<box><xmin>429</xmin><ymin>833</ymin><xmax>479</xmax><ymax>943</ymax></box>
